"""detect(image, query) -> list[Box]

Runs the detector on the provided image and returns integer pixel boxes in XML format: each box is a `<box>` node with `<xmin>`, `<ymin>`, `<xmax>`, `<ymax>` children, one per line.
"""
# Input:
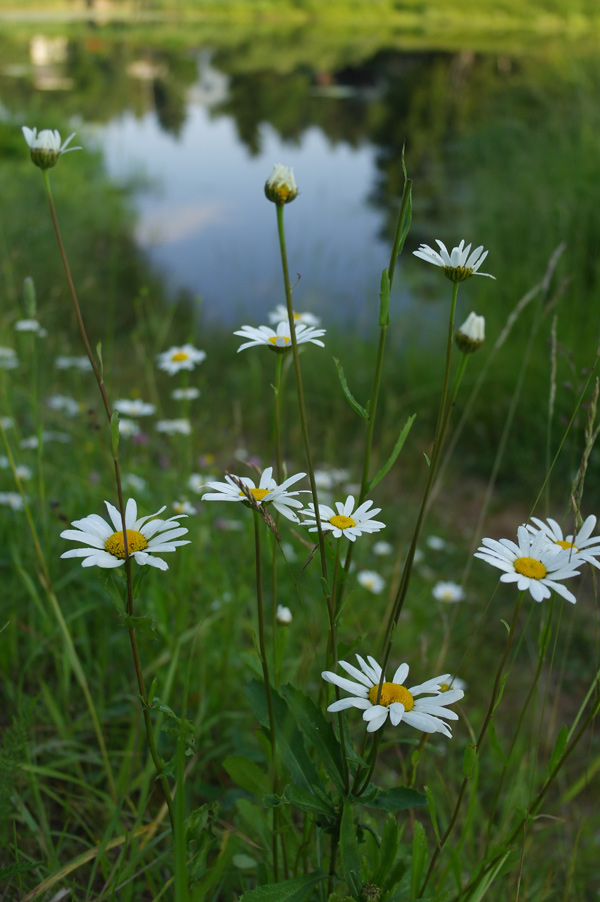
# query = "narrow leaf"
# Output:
<box><xmin>488</xmin><ymin>722</ymin><xmax>507</xmax><ymax>765</ymax></box>
<box><xmin>223</xmin><ymin>756</ymin><xmax>271</xmax><ymax>798</ymax></box>
<box><xmin>239</xmin><ymin>872</ymin><xmax>326</xmax><ymax>902</ymax></box>
<box><xmin>463</xmin><ymin>743</ymin><xmax>478</xmax><ymax>779</ymax></box>
<box><xmin>369</xmin><ymin>414</ymin><xmax>416</xmax><ymax>491</ymax></box>
<box><xmin>282</xmin><ymin>782</ymin><xmax>335</xmax><ymax>819</ymax></box>
<box><xmin>333</xmin><ymin>357</ymin><xmax>369</xmax><ymax>420</ymax></box>
<box><xmin>424</xmin><ymin>785</ymin><xmax>440</xmax><ymax>843</ymax></box>
<box><xmin>410</xmin><ymin>820</ymin><xmax>428</xmax><ymax>899</ymax></box>
<box><xmin>361</xmin><ymin>785</ymin><xmax>427</xmax><ymax>812</ymax></box>
<box><xmin>547</xmin><ymin>725</ymin><xmax>569</xmax><ymax>776</ymax></box>
<box><xmin>280</xmin><ymin>684</ymin><xmax>346</xmax><ymax>792</ymax></box>
<box><xmin>373</xmin><ymin>814</ymin><xmax>399</xmax><ymax>887</ymax></box>
<box><xmin>340</xmin><ymin>798</ymin><xmax>362</xmax><ymax>896</ymax></box>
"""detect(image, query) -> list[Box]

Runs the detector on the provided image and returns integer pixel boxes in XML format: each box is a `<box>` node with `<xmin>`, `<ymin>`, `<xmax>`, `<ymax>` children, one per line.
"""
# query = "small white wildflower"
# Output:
<box><xmin>372</xmin><ymin>540</ymin><xmax>394</xmax><ymax>556</ymax></box>
<box><xmin>171</xmin><ymin>387</ymin><xmax>201</xmax><ymax>401</ymax></box>
<box><xmin>0</xmin><ymin>492</ymin><xmax>26</xmax><ymax>511</ymax></box>
<box><xmin>303</xmin><ymin>496</ymin><xmax>385</xmax><ymax>542</ymax></box>
<box><xmin>357</xmin><ymin>571</ymin><xmax>385</xmax><ymax>594</ymax></box>
<box><xmin>22</xmin><ymin>126</ymin><xmax>81</xmax><ymax>169</ymax></box>
<box><xmin>0</xmin><ymin>347</ymin><xmax>19</xmax><ymax>370</ymax></box>
<box><xmin>114</xmin><ymin>399</ymin><xmax>157</xmax><ymax>417</ymax></box>
<box><xmin>156</xmin><ymin>345</ymin><xmax>206</xmax><ymax>376</ymax></box>
<box><xmin>432</xmin><ymin>581</ymin><xmax>465</xmax><ymax>603</ymax></box>
<box><xmin>276</xmin><ymin>605</ymin><xmax>293</xmax><ymax>625</ymax></box>
<box><xmin>172</xmin><ymin>499</ymin><xmax>196</xmax><ymax>515</ymax></box>
<box><xmin>268</xmin><ymin>304</ymin><xmax>321</xmax><ymax>327</ymax></box>
<box><xmin>413</xmin><ymin>239</ymin><xmax>495</xmax><ymax>282</ymax></box>
<box><xmin>155</xmin><ymin>418</ymin><xmax>192</xmax><ymax>436</ymax></box>
<box><xmin>118</xmin><ymin>418</ymin><xmax>141</xmax><ymax>439</ymax></box>
<box><xmin>426</xmin><ymin>535</ymin><xmax>446</xmax><ymax>551</ymax></box>
<box><xmin>264</xmin><ymin>163</ymin><xmax>298</xmax><ymax>204</ymax></box>
<box><xmin>14</xmin><ymin>319</ymin><xmax>47</xmax><ymax>337</ymax></box>
<box><xmin>55</xmin><ymin>355</ymin><xmax>92</xmax><ymax>371</ymax></box>
<box><xmin>47</xmin><ymin>394</ymin><xmax>80</xmax><ymax>417</ymax></box>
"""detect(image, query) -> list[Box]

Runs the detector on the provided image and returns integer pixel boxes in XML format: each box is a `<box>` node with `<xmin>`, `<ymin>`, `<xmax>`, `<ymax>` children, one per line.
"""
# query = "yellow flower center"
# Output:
<box><xmin>368</xmin><ymin>682</ymin><xmax>414</xmax><ymax>710</ymax></box>
<box><xmin>105</xmin><ymin>529</ymin><xmax>148</xmax><ymax>559</ymax></box>
<box><xmin>171</xmin><ymin>351</ymin><xmax>189</xmax><ymax>362</ymax></box>
<box><xmin>293</xmin><ymin>312</ymin><xmax>301</xmax><ymax>321</ymax></box>
<box><xmin>329</xmin><ymin>514</ymin><xmax>356</xmax><ymax>530</ymax></box>
<box><xmin>239</xmin><ymin>487</ymin><xmax>270</xmax><ymax>501</ymax></box>
<box><xmin>556</xmin><ymin>540</ymin><xmax>577</xmax><ymax>551</ymax></box>
<box><xmin>439</xmin><ymin>683</ymin><xmax>450</xmax><ymax>692</ymax></box>
<box><xmin>268</xmin><ymin>335</ymin><xmax>291</xmax><ymax>345</ymax></box>
<box><xmin>514</xmin><ymin>556</ymin><xmax>547</xmax><ymax>579</ymax></box>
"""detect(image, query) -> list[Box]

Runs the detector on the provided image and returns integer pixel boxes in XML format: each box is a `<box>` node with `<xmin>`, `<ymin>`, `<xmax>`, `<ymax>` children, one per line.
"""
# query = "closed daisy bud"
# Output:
<box><xmin>455</xmin><ymin>312</ymin><xmax>485</xmax><ymax>354</ymax></box>
<box><xmin>264</xmin><ymin>163</ymin><xmax>298</xmax><ymax>205</ymax></box>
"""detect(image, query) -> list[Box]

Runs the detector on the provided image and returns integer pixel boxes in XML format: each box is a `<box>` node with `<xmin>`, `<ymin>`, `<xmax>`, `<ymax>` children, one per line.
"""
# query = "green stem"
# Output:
<box><xmin>273</xmin><ymin>353</ymin><xmax>284</xmax><ymax>483</ymax></box>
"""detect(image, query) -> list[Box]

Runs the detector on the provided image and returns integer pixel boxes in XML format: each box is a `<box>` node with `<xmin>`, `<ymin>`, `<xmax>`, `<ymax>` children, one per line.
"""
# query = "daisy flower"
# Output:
<box><xmin>372</xmin><ymin>540</ymin><xmax>393</xmax><ymax>556</ymax></box>
<box><xmin>234</xmin><ymin>321</ymin><xmax>326</xmax><ymax>353</ymax></box>
<box><xmin>155</xmin><ymin>418</ymin><xmax>191</xmax><ymax>436</ymax></box>
<box><xmin>357</xmin><ymin>571</ymin><xmax>385</xmax><ymax>594</ymax></box>
<box><xmin>322</xmin><ymin>655</ymin><xmax>464</xmax><ymax>736</ymax></box>
<box><xmin>60</xmin><ymin>498</ymin><xmax>190</xmax><ymax>571</ymax></box>
<box><xmin>114</xmin><ymin>399</ymin><xmax>156</xmax><ymax>417</ymax></box>
<box><xmin>426</xmin><ymin>535</ymin><xmax>446</xmax><ymax>550</ymax></box>
<box><xmin>268</xmin><ymin>304</ymin><xmax>321</xmax><ymax>327</ymax></box>
<box><xmin>527</xmin><ymin>515</ymin><xmax>600</xmax><ymax>570</ymax></box>
<box><xmin>303</xmin><ymin>495</ymin><xmax>385</xmax><ymax>542</ymax></box>
<box><xmin>432</xmin><ymin>581</ymin><xmax>465</xmax><ymax>603</ymax></box>
<box><xmin>439</xmin><ymin>676</ymin><xmax>466</xmax><ymax>693</ymax></box>
<box><xmin>55</xmin><ymin>355</ymin><xmax>92</xmax><ymax>371</ymax></box>
<box><xmin>172</xmin><ymin>499</ymin><xmax>196</xmax><ymax>516</ymax></box>
<box><xmin>0</xmin><ymin>492</ymin><xmax>26</xmax><ymax>511</ymax></box>
<box><xmin>14</xmin><ymin>319</ymin><xmax>47</xmax><ymax>336</ymax></box>
<box><xmin>121</xmin><ymin>473</ymin><xmax>147</xmax><ymax>493</ymax></box>
<box><xmin>171</xmin><ymin>387</ymin><xmax>201</xmax><ymax>401</ymax></box>
<box><xmin>474</xmin><ymin>525</ymin><xmax>581</xmax><ymax>603</ymax></box>
<box><xmin>156</xmin><ymin>345</ymin><xmax>206</xmax><ymax>375</ymax></box>
<box><xmin>413</xmin><ymin>239</ymin><xmax>495</xmax><ymax>282</ymax></box>
<box><xmin>276</xmin><ymin>605</ymin><xmax>293</xmax><ymax>625</ymax></box>
<box><xmin>22</xmin><ymin>126</ymin><xmax>81</xmax><ymax>169</ymax></box>
<box><xmin>188</xmin><ymin>473</ymin><xmax>209</xmax><ymax>494</ymax></box>
<box><xmin>0</xmin><ymin>347</ymin><xmax>18</xmax><ymax>370</ymax></box>
<box><xmin>118</xmin><ymin>418</ymin><xmax>141</xmax><ymax>439</ymax></box>
<box><xmin>264</xmin><ymin>163</ymin><xmax>298</xmax><ymax>205</ymax></box>
<box><xmin>202</xmin><ymin>466</ymin><xmax>307</xmax><ymax>523</ymax></box>
<box><xmin>47</xmin><ymin>394</ymin><xmax>80</xmax><ymax>417</ymax></box>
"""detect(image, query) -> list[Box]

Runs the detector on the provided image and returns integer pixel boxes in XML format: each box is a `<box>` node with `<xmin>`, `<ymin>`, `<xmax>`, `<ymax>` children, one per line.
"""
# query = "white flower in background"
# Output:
<box><xmin>203</xmin><ymin>467</ymin><xmax>307</xmax><ymax>523</ymax></box>
<box><xmin>155</xmin><ymin>418</ymin><xmax>192</xmax><ymax>436</ymax></box>
<box><xmin>264</xmin><ymin>163</ymin><xmax>298</xmax><ymax>204</ymax></box>
<box><xmin>0</xmin><ymin>492</ymin><xmax>26</xmax><ymax>511</ymax></box>
<box><xmin>413</xmin><ymin>239</ymin><xmax>495</xmax><ymax>282</ymax></box>
<box><xmin>268</xmin><ymin>304</ymin><xmax>321</xmax><ymax>327</ymax></box>
<box><xmin>426</xmin><ymin>535</ymin><xmax>446</xmax><ymax>550</ymax></box>
<box><xmin>171</xmin><ymin>387</ymin><xmax>201</xmax><ymax>401</ymax></box>
<box><xmin>432</xmin><ymin>581</ymin><xmax>465</xmax><ymax>603</ymax></box>
<box><xmin>20</xmin><ymin>431</ymin><xmax>69</xmax><ymax>449</ymax></box>
<box><xmin>234</xmin><ymin>321</ymin><xmax>326</xmax><ymax>353</ymax></box>
<box><xmin>156</xmin><ymin>345</ymin><xmax>206</xmax><ymax>375</ymax></box>
<box><xmin>172</xmin><ymin>499</ymin><xmax>196</xmax><ymax>516</ymax></box>
<box><xmin>213</xmin><ymin>518</ymin><xmax>244</xmax><ymax>531</ymax></box>
<box><xmin>14</xmin><ymin>465</ymin><xmax>32</xmax><ymax>481</ymax></box>
<box><xmin>372</xmin><ymin>540</ymin><xmax>393</xmax><ymax>556</ymax></box>
<box><xmin>455</xmin><ymin>312</ymin><xmax>485</xmax><ymax>354</ymax></box>
<box><xmin>303</xmin><ymin>496</ymin><xmax>385</xmax><ymax>542</ymax></box>
<box><xmin>357</xmin><ymin>570</ymin><xmax>385</xmax><ymax>594</ymax></box>
<box><xmin>474</xmin><ymin>525</ymin><xmax>581</xmax><ymax>603</ymax></box>
<box><xmin>0</xmin><ymin>347</ymin><xmax>18</xmax><ymax>370</ymax></box>
<box><xmin>60</xmin><ymin>498</ymin><xmax>190</xmax><ymax>571</ymax></box>
<box><xmin>114</xmin><ymin>399</ymin><xmax>156</xmax><ymax>417</ymax></box>
<box><xmin>118</xmin><ymin>418</ymin><xmax>141</xmax><ymax>439</ymax></box>
<box><xmin>322</xmin><ymin>655</ymin><xmax>464</xmax><ymax>736</ymax></box>
<box><xmin>314</xmin><ymin>468</ymin><xmax>351</xmax><ymax>490</ymax></box>
<box><xmin>276</xmin><ymin>605</ymin><xmax>293</xmax><ymax>625</ymax></box>
<box><xmin>22</xmin><ymin>126</ymin><xmax>81</xmax><ymax>169</ymax></box>
<box><xmin>14</xmin><ymin>319</ymin><xmax>47</xmax><ymax>337</ymax></box>
<box><xmin>188</xmin><ymin>473</ymin><xmax>209</xmax><ymax>494</ymax></box>
<box><xmin>0</xmin><ymin>417</ymin><xmax>15</xmax><ymax>430</ymax></box>
<box><xmin>0</xmin><ymin>457</ymin><xmax>8</xmax><ymax>468</ymax></box>
<box><xmin>47</xmin><ymin>394</ymin><xmax>80</xmax><ymax>417</ymax></box>
<box><xmin>527</xmin><ymin>515</ymin><xmax>600</xmax><ymax>569</ymax></box>
<box><xmin>439</xmin><ymin>676</ymin><xmax>466</xmax><ymax>693</ymax></box>
<box><xmin>55</xmin><ymin>355</ymin><xmax>92</xmax><ymax>371</ymax></box>
<box><xmin>121</xmin><ymin>473</ymin><xmax>147</xmax><ymax>493</ymax></box>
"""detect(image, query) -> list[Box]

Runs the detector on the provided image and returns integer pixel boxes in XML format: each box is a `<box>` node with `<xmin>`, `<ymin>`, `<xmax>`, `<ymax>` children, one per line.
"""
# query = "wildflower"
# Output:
<box><xmin>0</xmin><ymin>347</ymin><xmax>18</xmax><ymax>370</ymax></box>
<box><xmin>188</xmin><ymin>473</ymin><xmax>209</xmax><ymax>494</ymax></box>
<box><xmin>474</xmin><ymin>525</ymin><xmax>580</xmax><ymax>603</ymax></box>
<box><xmin>114</xmin><ymin>399</ymin><xmax>156</xmax><ymax>417</ymax></box>
<box><xmin>15</xmin><ymin>465</ymin><xmax>32</xmax><ymax>481</ymax></box>
<box><xmin>439</xmin><ymin>676</ymin><xmax>466</xmax><ymax>693</ymax></box>
<box><xmin>432</xmin><ymin>581</ymin><xmax>465</xmax><ymax>603</ymax></box>
<box><xmin>426</xmin><ymin>535</ymin><xmax>446</xmax><ymax>550</ymax></box>
<box><xmin>121</xmin><ymin>473</ymin><xmax>147</xmax><ymax>493</ymax></box>
<box><xmin>276</xmin><ymin>605</ymin><xmax>293</xmax><ymax>625</ymax></box>
<box><xmin>303</xmin><ymin>496</ymin><xmax>385</xmax><ymax>542</ymax></box>
<box><xmin>0</xmin><ymin>417</ymin><xmax>15</xmax><ymax>430</ymax></box>
<box><xmin>155</xmin><ymin>418</ymin><xmax>192</xmax><ymax>436</ymax></box>
<box><xmin>203</xmin><ymin>466</ymin><xmax>307</xmax><ymax>523</ymax></box>
<box><xmin>234</xmin><ymin>321</ymin><xmax>326</xmax><ymax>353</ymax></box>
<box><xmin>413</xmin><ymin>239</ymin><xmax>495</xmax><ymax>282</ymax></box>
<box><xmin>22</xmin><ymin>126</ymin><xmax>81</xmax><ymax>169</ymax></box>
<box><xmin>55</xmin><ymin>355</ymin><xmax>92</xmax><ymax>371</ymax></box>
<box><xmin>20</xmin><ymin>431</ymin><xmax>69</xmax><ymax>449</ymax></box>
<box><xmin>171</xmin><ymin>387</ymin><xmax>201</xmax><ymax>401</ymax></box>
<box><xmin>214</xmin><ymin>517</ymin><xmax>244</xmax><ymax>531</ymax></box>
<box><xmin>60</xmin><ymin>497</ymin><xmax>190</xmax><ymax>571</ymax></box>
<box><xmin>264</xmin><ymin>163</ymin><xmax>298</xmax><ymax>205</ymax></box>
<box><xmin>172</xmin><ymin>499</ymin><xmax>196</xmax><ymax>515</ymax></box>
<box><xmin>455</xmin><ymin>313</ymin><xmax>485</xmax><ymax>353</ymax></box>
<box><xmin>527</xmin><ymin>515</ymin><xmax>600</xmax><ymax>570</ymax></box>
<box><xmin>47</xmin><ymin>394</ymin><xmax>80</xmax><ymax>417</ymax></box>
<box><xmin>268</xmin><ymin>304</ymin><xmax>321</xmax><ymax>327</ymax></box>
<box><xmin>357</xmin><ymin>570</ymin><xmax>385</xmax><ymax>594</ymax></box>
<box><xmin>118</xmin><ymin>418</ymin><xmax>141</xmax><ymax>439</ymax></box>
<box><xmin>322</xmin><ymin>655</ymin><xmax>464</xmax><ymax>736</ymax></box>
<box><xmin>372</xmin><ymin>540</ymin><xmax>393</xmax><ymax>556</ymax></box>
<box><xmin>156</xmin><ymin>345</ymin><xmax>206</xmax><ymax>375</ymax></box>
<box><xmin>14</xmin><ymin>319</ymin><xmax>47</xmax><ymax>336</ymax></box>
<box><xmin>0</xmin><ymin>492</ymin><xmax>26</xmax><ymax>511</ymax></box>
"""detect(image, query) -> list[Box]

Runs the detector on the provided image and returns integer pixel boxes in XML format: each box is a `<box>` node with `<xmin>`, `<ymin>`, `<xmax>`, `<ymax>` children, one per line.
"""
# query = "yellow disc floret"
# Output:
<box><xmin>368</xmin><ymin>682</ymin><xmax>414</xmax><ymax>710</ymax></box>
<box><xmin>241</xmin><ymin>487</ymin><xmax>270</xmax><ymax>502</ymax></box>
<box><xmin>556</xmin><ymin>540</ymin><xmax>577</xmax><ymax>551</ymax></box>
<box><xmin>329</xmin><ymin>514</ymin><xmax>356</xmax><ymax>530</ymax></box>
<box><xmin>514</xmin><ymin>556</ymin><xmax>547</xmax><ymax>579</ymax></box>
<box><xmin>171</xmin><ymin>351</ymin><xmax>189</xmax><ymax>362</ymax></box>
<box><xmin>105</xmin><ymin>529</ymin><xmax>148</xmax><ymax>559</ymax></box>
<box><xmin>268</xmin><ymin>336</ymin><xmax>291</xmax><ymax>346</ymax></box>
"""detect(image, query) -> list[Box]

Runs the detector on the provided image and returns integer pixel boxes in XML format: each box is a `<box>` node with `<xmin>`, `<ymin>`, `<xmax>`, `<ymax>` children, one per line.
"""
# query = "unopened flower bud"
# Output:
<box><xmin>22</xmin><ymin>126</ymin><xmax>81</xmax><ymax>170</ymax></box>
<box><xmin>455</xmin><ymin>312</ymin><xmax>485</xmax><ymax>354</ymax></box>
<box><xmin>264</xmin><ymin>163</ymin><xmax>298</xmax><ymax>205</ymax></box>
<box><xmin>361</xmin><ymin>884</ymin><xmax>381</xmax><ymax>902</ymax></box>
<box><xmin>276</xmin><ymin>604</ymin><xmax>292</xmax><ymax>625</ymax></box>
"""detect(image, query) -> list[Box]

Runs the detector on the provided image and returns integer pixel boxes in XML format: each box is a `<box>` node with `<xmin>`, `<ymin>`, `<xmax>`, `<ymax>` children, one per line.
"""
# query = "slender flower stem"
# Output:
<box><xmin>418</xmin><ymin>591</ymin><xmax>524</xmax><ymax>897</ymax></box>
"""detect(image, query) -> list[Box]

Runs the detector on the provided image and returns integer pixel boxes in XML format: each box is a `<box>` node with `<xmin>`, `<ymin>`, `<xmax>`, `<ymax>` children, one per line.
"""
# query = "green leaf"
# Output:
<box><xmin>151</xmin><ymin>696</ymin><xmax>195</xmax><ymax>753</ymax></box>
<box><xmin>245</xmin><ymin>680</ymin><xmax>320</xmax><ymax>793</ymax></box>
<box><xmin>339</xmin><ymin>798</ymin><xmax>362</xmax><ymax>896</ymax></box>
<box><xmin>118</xmin><ymin>613</ymin><xmax>157</xmax><ymax>637</ymax></box>
<box><xmin>191</xmin><ymin>832</ymin><xmax>238</xmax><ymax>900</ymax></box>
<box><xmin>424</xmin><ymin>785</ymin><xmax>440</xmax><ymax>844</ymax></box>
<box><xmin>461</xmin><ymin>851</ymin><xmax>514</xmax><ymax>902</ymax></box>
<box><xmin>547</xmin><ymin>725</ymin><xmax>568</xmax><ymax>775</ymax></box>
<box><xmin>282</xmin><ymin>782</ymin><xmax>335</xmax><ymax>819</ymax></box>
<box><xmin>238</xmin><ymin>872</ymin><xmax>326</xmax><ymax>902</ymax></box>
<box><xmin>379</xmin><ymin>268</ymin><xmax>391</xmax><ymax>327</ymax></box>
<box><xmin>463</xmin><ymin>743</ymin><xmax>478</xmax><ymax>779</ymax></box>
<box><xmin>361</xmin><ymin>785</ymin><xmax>427</xmax><ymax>812</ymax></box>
<box><xmin>410</xmin><ymin>820</ymin><xmax>428</xmax><ymax>899</ymax></box>
<box><xmin>223</xmin><ymin>755</ymin><xmax>271</xmax><ymax>798</ymax></box>
<box><xmin>488</xmin><ymin>722</ymin><xmax>507</xmax><ymax>765</ymax></box>
<box><xmin>333</xmin><ymin>357</ymin><xmax>368</xmax><ymax>420</ymax></box>
<box><xmin>423</xmin><ymin>451</ymin><xmax>431</xmax><ymax>467</ymax></box>
<box><xmin>0</xmin><ymin>861</ymin><xmax>44</xmax><ymax>880</ymax></box>
<box><xmin>373</xmin><ymin>813</ymin><xmax>399</xmax><ymax>887</ymax></box>
<box><xmin>280</xmin><ymin>684</ymin><xmax>346</xmax><ymax>792</ymax></box>
<box><xmin>491</xmin><ymin>674</ymin><xmax>508</xmax><ymax>715</ymax></box>
<box><xmin>368</xmin><ymin>414</ymin><xmax>416</xmax><ymax>492</ymax></box>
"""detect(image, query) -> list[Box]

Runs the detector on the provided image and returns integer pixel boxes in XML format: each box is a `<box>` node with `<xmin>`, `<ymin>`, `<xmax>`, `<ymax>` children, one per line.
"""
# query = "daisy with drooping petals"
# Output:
<box><xmin>234</xmin><ymin>321</ymin><xmax>326</xmax><ymax>353</ymax></box>
<box><xmin>268</xmin><ymin>304</ymin><xmax>321</xmax><ymax>327</ymax></box>
<box><xmin>474</xmin><ymin>525</ymin><xmax>580</xmax><ymax>603</ymax></box>
<box><xmin>156</xmin><ymin>345</ymin><xmax>206</xmax><ymax>375</ymax></box>
<box><xmin>202</xmin><ymin>467</ymin><xmax>307</xmax><ymax>523</ymax></box>
<box><xmin>322</xmin><ymin>655</ymin><xmax>464</xmax><ymax>736</ymax></box>
<box><xmin>413</xmin><ymin>239</ymin><xmax>495</xmax><ymax>282</ymax></box>
<box><xmin>303</xmin><ymin>496</ymin><xmax>385</xmax><ymax>542</ymax></box>
<box><xmin>22</xmin><ymin>126</ymin><xmax>81</xmax><ymax>169</ymax></box>
<box><xmin>60</xmin><ymin>498</ymin><xmax>190</xmax><ymax>571</ymax></box>
<box><xmin>527</xmin><ymin>515</ymin><xmax>600</xmax><ymax>570</ymax></box>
